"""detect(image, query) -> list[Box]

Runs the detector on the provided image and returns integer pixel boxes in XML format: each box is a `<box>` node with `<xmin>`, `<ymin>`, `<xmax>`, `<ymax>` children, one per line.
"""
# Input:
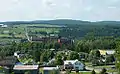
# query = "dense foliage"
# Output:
<box><xmin>0</xmin><ymin>22</ymin><xmax>119</xmax><ymax>67</ymax></box>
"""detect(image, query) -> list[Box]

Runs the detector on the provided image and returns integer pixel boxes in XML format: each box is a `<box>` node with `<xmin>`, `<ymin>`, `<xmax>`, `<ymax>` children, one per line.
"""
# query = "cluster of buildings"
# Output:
<box><xmin>28</xmin><ymin>36</ymin><xmax>74</xmax><ymax>45</ymax></box>
<box><xmin>0</xmin><ymin>51</ymin><xmax>85</xmax><ymax>74</ymax></box>
<box><xmin>0</xmin><ymin>59</ymin><xmax>84</xmax><ymax>74</ymax></box>
<box><xmin>0</xmin><ymin>50</ymin><xmax>115</xmax><ymax>74</ymax></box>
<box><xmin>12</xmin><ymin>59</ymin><xmax>85</xmax><ymax>74</ymax></box>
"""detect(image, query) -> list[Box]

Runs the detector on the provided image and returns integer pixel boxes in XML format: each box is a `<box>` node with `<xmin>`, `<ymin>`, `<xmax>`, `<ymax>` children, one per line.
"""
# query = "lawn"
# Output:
<box><xmin>0</xmin><ymin>34</ymin><xmax>11</xmax><ymax>37</ymax></box>
<box><xmin>27</xmin><ymin>27</ymin><xmax>60</xmax><ymax>33</ymax></box>
<box><xmin>13</xmin><ymin>24</ymin><xmax>60</xmax><ymax>35</ymax></box>
<box><xmin>88</xmin><ymin>65</ymin><xmax>115</xmax><ymax>69</ymax></box>
<box><xmin>107</xmin><ymin>69</ymin><xmax>117</xmax><ymax>73</ymax></box>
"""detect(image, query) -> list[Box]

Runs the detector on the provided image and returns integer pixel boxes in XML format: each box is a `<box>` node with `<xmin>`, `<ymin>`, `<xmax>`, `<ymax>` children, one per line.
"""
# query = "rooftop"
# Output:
<box><xmin>13</xmin><ymin>65</ymin><xmax>39</xmax><ymax>70</ymax></box>
<box><xmin>99</xmin><ymin>50</ymin><xmax>115</xmax><ymax>55</ymax></box>
<box><xmin>43</xmin><ymin>67</ymin><xmax>59</xmax><ymax>70</ymax></box>
<box><xmin>0</xmin><ymin>56</ymin><xmax>18</xmax><ymax>66</ymax></box>
<box><xmin>64</xmin><ymin>59</ymin><xmax>78</xmax><ymax>65</ymax></box>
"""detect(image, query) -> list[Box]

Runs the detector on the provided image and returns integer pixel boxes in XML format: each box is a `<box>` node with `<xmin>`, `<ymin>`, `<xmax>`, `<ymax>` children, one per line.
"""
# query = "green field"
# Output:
<box><xmin>0</xmin><ymin>24</ymin><xmax>61</xmax><ymax>44</ymax></box>
<box><xmin>13</xmin><ymin>24</ymin><xmax>60</xmax><ymax>34</ymax></box>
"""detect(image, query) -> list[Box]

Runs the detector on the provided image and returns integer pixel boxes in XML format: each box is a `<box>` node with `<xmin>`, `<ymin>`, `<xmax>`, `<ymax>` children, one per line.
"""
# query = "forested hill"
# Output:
<box><xmin>0</xmin><ymin>19</ymin><xmax>120</xmax><ymax>25</ymax></box>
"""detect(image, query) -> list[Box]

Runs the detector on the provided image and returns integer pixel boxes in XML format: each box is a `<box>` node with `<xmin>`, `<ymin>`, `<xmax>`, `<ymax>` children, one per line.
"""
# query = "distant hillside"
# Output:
<box><xmin>0</xmin><ymin>19</ymin><xmax>120</xmax><ymax>25</ymax></box>
<box><xmin>37</xmin><ymin>19</ymin><xmax>91</xmax><ymax>25</ymax></box>
<box><xmin>0</xmin><ymin>19</ymin><xmax>90</xmax><ymax>25</ymax></box>
<box><xmin>93</xmin><ymin>21</ymin><xmax>120</xmax><ymax>25</ymax></box>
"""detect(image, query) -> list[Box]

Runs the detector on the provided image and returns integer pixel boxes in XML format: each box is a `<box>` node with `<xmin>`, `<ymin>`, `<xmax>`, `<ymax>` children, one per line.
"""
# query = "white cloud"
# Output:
<box><xmin>84</xmin><ymin>6</ymin><xmax>93</xmax><ymax>11</ymax></box>
<box><xmin>108</xmin><ymin>6</ymin><xmax>117</xmax><ymax>9</ymax></box>
<box><xmin>0</xmin><ymin>0</ymin><xmax>120</xmax><ymax>21</ymax></box>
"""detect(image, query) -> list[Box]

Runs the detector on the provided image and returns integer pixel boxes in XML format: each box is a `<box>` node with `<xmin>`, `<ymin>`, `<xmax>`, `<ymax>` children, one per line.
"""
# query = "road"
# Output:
<box><xmin>85</xmin><ymin>65</ymin><xmax>117</xmax><ymax>74</ymax></box>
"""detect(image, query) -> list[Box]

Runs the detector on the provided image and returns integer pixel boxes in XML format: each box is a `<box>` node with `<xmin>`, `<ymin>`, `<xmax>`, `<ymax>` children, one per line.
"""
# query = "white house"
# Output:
<box><xmin>64</xmin><ymin>59</ymin><xmax>85</xmax><ymax>70</ymax></box>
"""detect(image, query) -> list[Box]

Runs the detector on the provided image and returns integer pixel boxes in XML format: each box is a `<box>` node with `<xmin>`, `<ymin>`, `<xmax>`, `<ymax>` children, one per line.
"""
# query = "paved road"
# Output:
<box><xmin>85</xmin><ymin>66</ymin><xmax>101</xmax><ymax>73</ymax></box>
<box><xmin>60</xmin><ymin>65</ymin><xmax>117</xmax><ymax>74</ymax></box>
<box><xmin>85</xmin><ymin>65</ymin><xmax>117</xmax><ymax>74</ymax></box>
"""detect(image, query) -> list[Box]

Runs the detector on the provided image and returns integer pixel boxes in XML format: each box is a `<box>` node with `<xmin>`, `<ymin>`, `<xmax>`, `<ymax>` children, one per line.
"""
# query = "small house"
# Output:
<box><xmin>0</xmin><ymin>56</ymin><xmax>18</xmax><ymax>67</ymax></box>
<box><xmin>99</xmin><ymin>50</ymin><xmax>116</xmax><ymax>64</ymax></box>
<box><xmin>64</xmin><ymin>59</ymin><xmax>85</xmax><ymax>71</ymax></box>
<box><xmin>99</xmin><ymin>50</ymin><xmax>115</xmax><ymax>56</ymax></box>
<box><xmin>0</xmin><ymin>56</ymin><xmax>18</xmax><ymax>74</ymax></box>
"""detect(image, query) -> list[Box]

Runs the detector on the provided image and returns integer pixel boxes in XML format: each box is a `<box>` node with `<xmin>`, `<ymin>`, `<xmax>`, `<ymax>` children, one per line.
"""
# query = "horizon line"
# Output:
<box><xmin>0</xmin><ymin>19</ymin><xmax>120</xmax><ymax>22</ymax></box>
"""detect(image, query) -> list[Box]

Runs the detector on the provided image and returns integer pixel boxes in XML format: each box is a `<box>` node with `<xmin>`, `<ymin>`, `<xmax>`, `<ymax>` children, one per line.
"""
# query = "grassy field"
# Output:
<box><xmin>0</xmin><ymin>34</ymin><xmax>11</xmax><ymax>37</ymax></box>
<box><xmin>28</xmin><ymin>28</ymin><xmax>59</xmax><ymax>33</ymax></box>
<box><xmin>13</xmin><ymin>24</ymin><xmax>60</xmax><ymax>34</ymax></box>
<box><xmin>0</xmin><ymin>24</ymin><xmax>60</xmax><ymax>43</ymax></box>
<box><xmin>24</xmin><ymin>24</ymin><xmax>61</xmax><ymax>27</ymax></box>
<box><xmin>107</xmin><ymin>69</ymin><xmax>117</xmax><ymax>73</ymax></box>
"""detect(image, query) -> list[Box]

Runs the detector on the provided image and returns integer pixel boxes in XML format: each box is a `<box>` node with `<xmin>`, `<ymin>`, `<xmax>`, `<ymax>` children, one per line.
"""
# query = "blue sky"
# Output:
<box><xmin>0</xmin><ymin>0</ymin><xmax>120</xmax><ymax>21</ymax></box>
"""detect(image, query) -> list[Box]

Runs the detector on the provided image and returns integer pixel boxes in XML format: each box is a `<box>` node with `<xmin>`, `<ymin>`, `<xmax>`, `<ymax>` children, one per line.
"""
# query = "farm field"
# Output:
<box><xmin>12</xmin><ymin>24</ymin><xmax>60</xmax><ymax>34</ymax></box>
<box><xmin>0</xmin><ymin>24</ymin><xmax>61</xmax><ymax>44</ymax></box>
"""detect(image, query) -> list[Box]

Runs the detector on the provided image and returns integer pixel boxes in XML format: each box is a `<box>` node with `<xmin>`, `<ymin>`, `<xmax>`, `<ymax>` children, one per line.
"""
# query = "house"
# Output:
<box><xmin>14</xmin><ymin>51</ymin><xmax>25</xmax><ymax>59</ymax></box>
<box><xmin>64</xmin><ymin>59</ymin><xmax>85</xmax><ymax>71</ymax></box>
<box><xmin>0</xmin><ymin>56</ymin><xmax>18</xmax><ymax>74</ymax></box>
<box><xmin>0</xmin><ymin>56</ymin><xmax>18</xmax><ymax>67</ymax></box>
<box><xmin>43</xmin><ymin>67</ymin><xmax>60</xmax><ymax>74</ymax></box>
<box><xmin>99</xmin><ymin>50</ymin><xmax>115</xmax><ymax>56</ymax></box>
<box><xmin>58</xmin><ymin>37</ymin><xmax>73</xmax><ymax>44</ymax></box>
<box><xmin>49</xmin><ymin>34</ymin><xmax>58</xmax><ymax>37</ymax></box>
<box><xmin>97</xmin><ymin>50</ymin><xmax>116</xmax><ymax>64</ymax></box>
<box><xmin>13</xmin><ymin>65</ymin><xmax>39</xmax><ymax>74</ymax></box>
<box><xmin>31</xmin><ymin>37</ymin><xmax>48</xmax><ymax>42</ymax></box>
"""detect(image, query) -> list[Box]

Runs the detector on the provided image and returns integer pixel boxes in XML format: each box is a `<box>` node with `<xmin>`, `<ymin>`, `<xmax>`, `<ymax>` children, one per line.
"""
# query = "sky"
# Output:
<box><xmin>0</xmin><ymin>0</ymin><xmax>120</xmax><ymax>21</ymax></box>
